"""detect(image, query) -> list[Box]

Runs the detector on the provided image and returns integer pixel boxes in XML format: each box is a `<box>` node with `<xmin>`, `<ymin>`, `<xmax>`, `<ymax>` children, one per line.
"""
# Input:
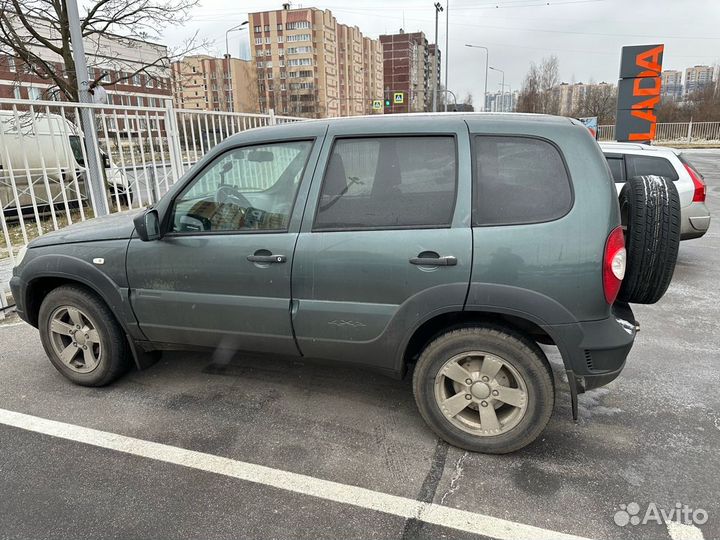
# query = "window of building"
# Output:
<box><xmin>171</xmin><ymin>141</ymin><xmax>313</xmax><ymax>233</ymax></box>
<box><xmin>132</xmin><ymin>73</ymin><xmax>141</xmax><ymax>86</ymax></box>
<box><xmin>625</xmin><ymin>154</ymin><xmax>679</xmax><ymax>181</ymax></box>
<box><xmin>191</xmin><ymin>66</ymin><xmax>196</xmax><ymax>73</ymax></box>
<box><xmin>264</xmin><ymin>25</ymin><xmax>270</xmax><ymax>31</ymax></box>
<box><xmin>286</xmin><ymin>21</ymin><xmax>311</xmax><ymax>30</ymax></box>
<box><xmin>265</xmin><ymin>37</ymin><xmax>271</xmax><ymax>44</ymax></box>
<box><xmin>277</xmin><ymin>35</ymin><xmax>284</xmax><ymax>43</ymax></box>
<box><xmin>472</xmin><ymin>136</ymin><xmax>572</xmax><ymax>226</ymax></box>
<box><xmin>27</xmin><ymin>87</ymin><xmax>42</xmax><ymax>100</ymax></box>
<box><xmin>277</xmin><ymin>24</ymin><xmax>283</xmax><ymax>31</ymax></box>
<box><xmin>313</xmin><ymin>137</ymin><xmax>457</xmax><ymax>231</ymax></box>
<box><xmin>287</xmin><ymin>46</ymin><xmax>312</xmax><ymax>55</ymax></box>
<box><xmin>146</xmin><ymin>77</ymin><xmax>154</xmax><ymax>88</ymax></box>
<box><xmin>13</xmin><ymin>86</ymin><xmax>21</xmax><ymax>99</ymax></box>
<box><xmin>255</xmin><ymin>37</ymin><xmax>263</xmax><ymax>45</ymax></box>
<box><xmin>286</xmin><ymin>33</ymin><xmax>311</xmax><ymax>42</ymax></box>
<box><xmin>288</xmin><ymin>58</ymin><xmax>312</xmax><ymax>67</ymax></box>
<box><xmin>137</xmin><ymin>96</ymin><xmax>144</xmax><ymax>106</ymax></box>
<box><xmin>254</xmin><ymin>25</ymin><xmax>261</xmax><ymax>32</ymax></box>
<box><xmin>264</xmin><ymin>49</ymin><xmax>271</xmax><ymax>56</ymax></box>
<box><xmin>7</xmin><ymin>56</ymin><xmax>16</xmax><ymax>72</ymax></box>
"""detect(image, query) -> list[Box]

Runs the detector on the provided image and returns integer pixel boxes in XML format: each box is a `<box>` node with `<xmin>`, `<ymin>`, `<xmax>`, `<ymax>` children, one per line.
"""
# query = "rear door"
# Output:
<box><xmin>290</xmin><ymin>117</ymin><xmax>472</xmax><ymax>371</ymax></box>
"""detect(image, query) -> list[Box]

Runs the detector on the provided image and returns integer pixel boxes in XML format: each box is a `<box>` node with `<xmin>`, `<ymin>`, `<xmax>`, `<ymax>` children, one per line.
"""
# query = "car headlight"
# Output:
<box><xmin>14</xmin><ymin>245</ymin><xmax>28</xmax><ymax>268</ymax></box>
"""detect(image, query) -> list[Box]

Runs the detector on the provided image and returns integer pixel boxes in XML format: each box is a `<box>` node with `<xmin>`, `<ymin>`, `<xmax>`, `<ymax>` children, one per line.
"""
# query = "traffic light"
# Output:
<box><xmin>384</xmin><ymin>98</ymin><xmax>391</xmax><ymax>107</ymax></box>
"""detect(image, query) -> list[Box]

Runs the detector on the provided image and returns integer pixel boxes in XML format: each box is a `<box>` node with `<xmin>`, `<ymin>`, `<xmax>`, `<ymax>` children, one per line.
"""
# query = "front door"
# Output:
<box><xmin>291</xmin><ymin>118</ymin><xmax>473</xmax><ymax>371</ymax></box>
<box><xmin>127</xmin><ymin>137</ymin><xmax>320</xmax><ymax>355</ymax></box>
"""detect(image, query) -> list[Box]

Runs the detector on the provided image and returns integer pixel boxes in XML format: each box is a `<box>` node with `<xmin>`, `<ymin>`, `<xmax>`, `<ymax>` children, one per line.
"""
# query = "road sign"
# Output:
<box><xmin>372</xmin><ymin>99</ymin><xmax>382</xmax><ymax>110</ymax></box>
<box><xmin>394</xmin><ymin>92</ymin><xmax>404</xmax><ymax>104</ymax></box>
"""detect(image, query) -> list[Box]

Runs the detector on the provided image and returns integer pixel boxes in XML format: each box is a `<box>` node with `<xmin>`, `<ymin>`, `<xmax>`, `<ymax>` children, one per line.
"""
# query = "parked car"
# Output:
<box><xmin>10</xmin><ymin>114</ymin><xmax>680</xmax><ymax>453</ymax></box>
<box><xmin>0</xmin><ymin>110</ymin><xmax>130</xmax><ymax>217</ymax></box>
<box><xmin>601</xmin><ymin>142</ymin><xmax>710</xmax><ymax>240</ymax></box>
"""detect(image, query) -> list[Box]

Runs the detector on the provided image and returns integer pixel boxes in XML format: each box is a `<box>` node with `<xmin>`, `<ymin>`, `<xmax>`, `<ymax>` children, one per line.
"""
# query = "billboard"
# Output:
<box><xmin>615</xmin><ymin>44</ymin><xmax>664</xmax><ymax>143</ymax></box>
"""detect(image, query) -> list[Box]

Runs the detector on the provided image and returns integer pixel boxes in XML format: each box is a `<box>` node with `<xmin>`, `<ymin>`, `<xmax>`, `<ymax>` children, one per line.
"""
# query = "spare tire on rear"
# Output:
<box><xmin>618</xmin><ymin>175</ymin><xmax>680</xmax><ymax>304</ymax></box>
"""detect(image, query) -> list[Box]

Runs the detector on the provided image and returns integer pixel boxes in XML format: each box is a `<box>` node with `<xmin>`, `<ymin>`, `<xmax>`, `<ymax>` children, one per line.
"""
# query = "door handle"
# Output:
<box><xmin>247</xmin><ymin>254</ymin><xmax>287</xmax><ymax>264</ymax></box>
<box><xmin>409</xmin><ymin>255</ymin><xmax>457</xmax><ymax>266</ymax></box>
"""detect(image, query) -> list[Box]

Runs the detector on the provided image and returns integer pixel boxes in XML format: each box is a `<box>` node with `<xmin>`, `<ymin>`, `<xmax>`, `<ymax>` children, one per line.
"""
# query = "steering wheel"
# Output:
<box><xmin>215</xmin><ymin>184</ymin><xmax>252</xmax><ymax>209</ymax></box>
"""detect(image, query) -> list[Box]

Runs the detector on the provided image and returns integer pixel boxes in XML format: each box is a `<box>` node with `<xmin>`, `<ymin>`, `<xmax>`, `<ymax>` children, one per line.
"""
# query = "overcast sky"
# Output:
<box><xmin>160</xmin><ymin>0</ymin><xmax>720</xmax><ymax>101</ymax></box>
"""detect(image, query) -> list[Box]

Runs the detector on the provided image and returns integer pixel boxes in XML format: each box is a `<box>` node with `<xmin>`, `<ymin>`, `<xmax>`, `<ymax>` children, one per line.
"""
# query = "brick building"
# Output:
<box><xmin>380</xmin><ymin>30</ymin><xmax>430</xmax><ymax>113</ymax></box>
<box><xmin>0</xmin><ymin>16</ymin><xmax>171</xmax><ymax>106</ymax></box>
<box><xmin>248</xmin><ymin>5</ymin><xmax>383</xmax><ymax>118</ymax></box>
<box><xmin>171</xmin><ymin>55</ymin><xmax>259</xmax><ymax>112</ymax></box>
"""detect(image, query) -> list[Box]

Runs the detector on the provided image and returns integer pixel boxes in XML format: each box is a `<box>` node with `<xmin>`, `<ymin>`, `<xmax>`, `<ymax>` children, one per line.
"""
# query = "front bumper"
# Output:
<box><xmin>681</xmin><ymin>202</ymin><xmax>711</xmax><ymax>240</ymax></box>
<box><xmin>545</xmin><ymin>302</ymin><xmax>637</xmax><ymax>391</ymax></box>
<box><xmin>9</xmin><ymin>275</ymin><xmax>28</xmax><ymax>324</ymax></box>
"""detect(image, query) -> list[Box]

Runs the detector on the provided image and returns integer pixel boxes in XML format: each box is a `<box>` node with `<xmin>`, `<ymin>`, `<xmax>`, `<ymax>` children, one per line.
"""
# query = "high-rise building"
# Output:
<box><xmin>661</xmin><ymin>70</ymin><xmax>683</xmax><ymax>100</ymax></box>
<box><xmin>380</xmin><ymin>30</ymin><xmax>430</xmax><ymax>113</ymax></box>
<box><xmin>248</xmin><ymin>5</ymin><xmax>383</xmax><ymax>118</ymax></box>
<box><xmin>427</xmin><ymin>44</ymin><xmax>442</xmax><ymax>110</ymax></box>
<box><xmin>684</xmin><ymin>65</ymin><xmax>715</xmax><ymax>95</ymax></box>
<box><xmin>171</xmin><ymin>55</ymin><xmax>258</xmax><ymax>112</ymax></box>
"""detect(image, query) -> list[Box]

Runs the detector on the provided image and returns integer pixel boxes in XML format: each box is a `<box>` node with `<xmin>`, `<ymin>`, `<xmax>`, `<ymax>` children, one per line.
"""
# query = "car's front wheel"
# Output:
<box><xmin>38</xmin><ymin>285</ymin><xmax>131</xmax><ymax>386</ymax></box>
<box><xmin>413</xmin><ymin>326</ymin><xmax>555</xmax><ymax>454</ymax></box>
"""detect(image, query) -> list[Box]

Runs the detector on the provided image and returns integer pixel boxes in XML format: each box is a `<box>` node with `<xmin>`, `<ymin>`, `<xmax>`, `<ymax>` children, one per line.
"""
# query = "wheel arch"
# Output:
<box><xmin>399</xmin><ymin>308</ymin><xmax>560</xmax><ymax>376</ymax></box>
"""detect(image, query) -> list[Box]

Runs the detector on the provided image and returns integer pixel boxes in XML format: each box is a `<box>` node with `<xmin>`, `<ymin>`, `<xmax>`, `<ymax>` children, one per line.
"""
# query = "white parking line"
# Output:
<box><xmin>0</xmin><ymin>407</ymin><xmax>592</xmax><ymax>540</ymax></box>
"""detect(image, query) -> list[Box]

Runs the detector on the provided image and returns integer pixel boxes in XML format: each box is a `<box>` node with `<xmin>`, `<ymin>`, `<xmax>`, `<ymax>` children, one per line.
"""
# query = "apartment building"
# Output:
<box><xmin>556</xmin><ymin>82</ymin><xmax>614</xmax><ymax>116</ymax></box>
<box><xmin>0</xmin><ymin>14</ymin><xmax>171</xmax><ymax>106</ymax></box>
<box><xmin>661</xmin><ymin>70</ymin><xmax>683</xmax><ymax>100</ymax></box>
<box><xmin>380</xmin><ymin>30</ymin><xmax>430</xmax><ymax>113</ymax></box>
<box><xmin>248</xmin><ymin>5</ymin><xmax>383</xmax><ymax>118</ymax></box>
<box><xmin>684</xmin><ymin>65</ymin><xmax>715</xmax><ymax>95</ymax></box>
<box><xmin>171</xmin><ymin>54</ymin><xmax>258</xmax><ymax>112</ymax></box>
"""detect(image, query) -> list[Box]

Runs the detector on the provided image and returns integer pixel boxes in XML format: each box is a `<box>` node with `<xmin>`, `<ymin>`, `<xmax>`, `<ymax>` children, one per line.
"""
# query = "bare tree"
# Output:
<box><xmin>0</xmin><ymin>0</ymin><xmax>205</xmax><ymax>101</ymax></box>
<box><xmin>517</xmin><ymin>55</ymin><xmax>560</xmax><ymax>115</ymax></box>
<box><xmin>572</xmin><ymin>82</ymin><xmax>617</xmax><ymax>124</ymax></box>
<box><xmin>656</xmin><ymin>79</ymin><xmax>720</xmax><ymax>123</ymax></box>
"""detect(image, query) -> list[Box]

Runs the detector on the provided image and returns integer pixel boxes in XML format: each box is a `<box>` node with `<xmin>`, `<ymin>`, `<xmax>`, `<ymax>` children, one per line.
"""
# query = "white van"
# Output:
<box><xmin>0</xmin><ymin>110</ymin><xmax>129</xmax><ymax>217</ymax></box>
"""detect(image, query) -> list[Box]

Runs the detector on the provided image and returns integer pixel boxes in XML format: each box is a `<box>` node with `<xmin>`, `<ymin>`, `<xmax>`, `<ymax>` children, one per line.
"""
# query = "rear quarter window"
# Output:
<box><xmin>472</xmin><ymin>136</ymin><xmax>573</xmax><ymax>226</ymax></box>
<box><xmin>625</xmin><ymin>154</ymin><xmax>679</xmax><ymax>181</ymax></box>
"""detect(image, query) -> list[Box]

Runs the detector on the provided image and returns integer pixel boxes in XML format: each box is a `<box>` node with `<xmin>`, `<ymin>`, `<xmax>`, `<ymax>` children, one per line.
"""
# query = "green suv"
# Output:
<box><xmin>10</xmin><ymin>114</ymin><xmax>679</xmax><ymax>453</ymax></box>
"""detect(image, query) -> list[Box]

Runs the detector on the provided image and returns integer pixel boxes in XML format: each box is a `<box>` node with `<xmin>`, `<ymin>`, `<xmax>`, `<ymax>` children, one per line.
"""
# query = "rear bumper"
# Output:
<box><xmin>545</xmin><ymin>302</ymin><xmax>637</xmax><ymax>391</ymax></box>
<box><xmin>681</xmin><ymin>202</ymin><xmax>710</xmax><ymax>240</ymax></box>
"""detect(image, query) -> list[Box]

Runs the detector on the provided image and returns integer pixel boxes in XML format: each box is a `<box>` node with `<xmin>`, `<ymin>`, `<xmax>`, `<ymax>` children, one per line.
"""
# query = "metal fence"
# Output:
<box><xmin>0</xmin><ymin>97</ymin><xmax>302</xmax><ymax>306</ymax></box>
<box><xmin>598</xmin><ymin>121</ymin><xmax>720</xmax><ymax>143</ymax></box>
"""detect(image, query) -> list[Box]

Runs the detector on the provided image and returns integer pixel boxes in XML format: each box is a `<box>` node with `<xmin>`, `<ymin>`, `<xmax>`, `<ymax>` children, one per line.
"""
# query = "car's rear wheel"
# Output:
<box><xmin>38</xmin><ymin>285</ymin><xmax>131</xmax><ymax>386</ymax></box>
<box><xmin>618</xmin><ymin>175</ymin><xmax>680</xmax><ymax>304</ymax></box>
<box><xmin>413</xmin><ymin>326</ymin><xmax>554</xmax><ymax>454</ymax></box>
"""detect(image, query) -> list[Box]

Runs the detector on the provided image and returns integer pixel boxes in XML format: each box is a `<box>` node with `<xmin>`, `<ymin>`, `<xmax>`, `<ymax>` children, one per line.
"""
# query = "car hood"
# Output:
<box><xmin>29</xmin><ymin>209</ymin><xmax>143</xmax><ymax>248</ymax></box>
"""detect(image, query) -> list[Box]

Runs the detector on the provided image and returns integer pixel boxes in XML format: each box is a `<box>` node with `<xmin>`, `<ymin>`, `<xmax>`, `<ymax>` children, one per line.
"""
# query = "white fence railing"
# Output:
<box><xmin>0</xmin><ymin>97</ymin><xmax>302</xmax><ymax>301</ymax></box>
<box><xmin>598</xmin><ymin>121</ymin><xmax>720</xmax><ymax>143</ymax></box>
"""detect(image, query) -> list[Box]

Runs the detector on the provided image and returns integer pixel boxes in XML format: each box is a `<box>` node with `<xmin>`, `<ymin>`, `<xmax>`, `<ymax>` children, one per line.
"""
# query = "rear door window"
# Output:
<box><xmin>625</xmin><ymin>154</ymin><xmax>679</xmax><ymax>181</ymax></box>
<box><xmin>313</xmin><ymin>136</ymin><xmax>457</xmax><ymax>230</ymax></box>
<box><xmin>472</xmin><ymin>136</ymin><xmax>572</xmax><ymax>226</ymax></box>
<box><xmin>605</xmin><ymin>156</ymin><xmax>625</xmax><ymax>183</ymax></box>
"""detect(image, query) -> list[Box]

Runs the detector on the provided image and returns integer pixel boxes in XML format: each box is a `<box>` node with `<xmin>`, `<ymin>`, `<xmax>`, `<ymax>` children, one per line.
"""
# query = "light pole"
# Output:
<box><xmin>489</xmin><ymin>66</ymin><xmax>505</xmax><ymax>111</ymax></box>
<box><xmin>433</xmin><ymin>2</ymin><xmax>443</xmax><ymax>112</ymax></box>
<box><xmin>225</xmin><ymin>21</ymin><xmax>248</xmax><ymax>112</ymax></box>
<box><xmin>500</xmin><ymin>82</ymin><xmax>512</xmax><ymax>112</ymax></box>
<box><xmin>444</xmin><ymin>0</ymin><xmax>449</xmax><ymax>112</ymax></box>
<box><xmin>465</xmin><ymin>44</ymin><xmax>488</xmax><ymax>112</ymax></box>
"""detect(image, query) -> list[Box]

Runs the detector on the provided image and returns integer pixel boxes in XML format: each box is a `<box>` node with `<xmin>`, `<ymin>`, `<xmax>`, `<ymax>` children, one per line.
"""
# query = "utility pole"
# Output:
<box><xmin>465</xmin><ymin>44</ymin><xmax>488</xmax><ymax>111</ymax></box>
<box><xmin>490</xmin><ymin>66</ymin><xmax>505</xmax><ymax>111</ymax></box>
<box><xmin>432</xmin><ymin>2</ymin><xmax>443</xmax><ymax>112</ymax></box>
<box><xmin>67</xmin><ymin>0</ymin><xmax>108</xmax><ymax>216</ymax></box>
<box><xmin>444</xmin><ymin>0</ymin><xmax>449</xmax><ymax>112</ymax></box>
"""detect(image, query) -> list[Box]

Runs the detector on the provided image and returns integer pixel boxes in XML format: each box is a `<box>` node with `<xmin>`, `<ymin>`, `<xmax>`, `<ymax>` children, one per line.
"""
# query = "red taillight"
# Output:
<box><xmin>684</xmin><ymin>163</ymin><xmax>706</xmax><ymax>203</ymax></box>
<box><xmin>603</xmin><ymin>226</ymin><xmax>626</xmax><ymax>304</ymax></box>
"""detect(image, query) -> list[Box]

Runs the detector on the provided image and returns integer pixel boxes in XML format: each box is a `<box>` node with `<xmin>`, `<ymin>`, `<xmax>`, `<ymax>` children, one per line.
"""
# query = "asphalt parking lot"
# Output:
<box><xmin>0</xmin><ymin>150</ymin><xmax>718</xmax><ymax>540</ymax></box>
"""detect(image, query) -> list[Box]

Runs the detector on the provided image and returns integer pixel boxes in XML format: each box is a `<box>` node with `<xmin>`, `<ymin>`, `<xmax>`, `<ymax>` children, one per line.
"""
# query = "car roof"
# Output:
<box><xmin>600</xmin><ymin>141</ymin><xmax>680</xmax><ymax>155</ymax></box>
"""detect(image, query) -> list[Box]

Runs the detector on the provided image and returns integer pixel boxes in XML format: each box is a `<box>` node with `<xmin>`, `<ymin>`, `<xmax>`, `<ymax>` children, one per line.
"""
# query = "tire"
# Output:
<box><xmin>618</xmin><ymin>175</ymin><xmax>681</xmax><ymax>305</ymax></box>
<box><xmin>38</xmin><ymin>285</ymin><xmax>131</xmax><ymax>386</ymax></box>
<box><xmin>412</xmin><ymin>326</ymin><xmax>555</xmax><ymax>454</ymax></box>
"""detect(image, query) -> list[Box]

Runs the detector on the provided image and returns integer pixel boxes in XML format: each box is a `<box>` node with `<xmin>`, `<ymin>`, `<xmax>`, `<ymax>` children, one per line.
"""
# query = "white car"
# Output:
<box><xmin>601</xmin><ymin>142</ymin><xmax>710</xmax><ymax>240</ymax></box>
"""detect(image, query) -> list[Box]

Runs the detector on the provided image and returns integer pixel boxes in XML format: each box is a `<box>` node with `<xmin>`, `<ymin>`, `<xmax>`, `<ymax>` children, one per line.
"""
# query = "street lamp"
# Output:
<box><xmin>489</xmin><ymin>66</ymin><xmax>505</xmax><ymax>111</ymax></box>
<box><xmin>465</xmin><ymin>44</ymin><xmax>488</xmax><ymax>112</ymax></box>
<box><xmin>444</xmin><ymin>0</ymin><xmax>449</xmax><ymax>112</ymax></box>
<box><xmin>226</xmin><ymin>21</ymin><xmax>249</xmax><ymax>59</ymax></box>
<box><xmin>432</xmin><ymin>2</ymin><xmax>444</xmax><ymax>112</ymax></box>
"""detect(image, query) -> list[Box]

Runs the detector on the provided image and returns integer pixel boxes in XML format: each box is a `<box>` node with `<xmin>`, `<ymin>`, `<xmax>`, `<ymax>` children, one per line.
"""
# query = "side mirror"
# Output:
<box><xmin>134</xmin><ymin>209</ymin><xmax>161</xmax><ymax>241</ymax></box>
